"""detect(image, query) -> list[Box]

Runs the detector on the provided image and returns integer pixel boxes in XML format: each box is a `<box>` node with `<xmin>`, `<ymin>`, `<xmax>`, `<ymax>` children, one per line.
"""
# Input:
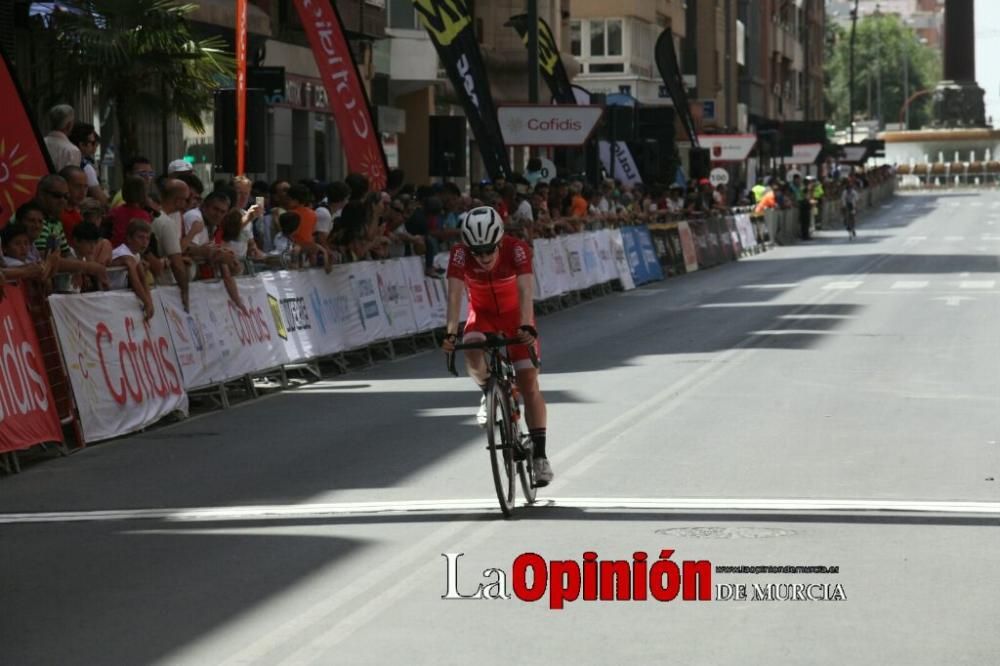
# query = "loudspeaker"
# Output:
<box><xmin>214</xmin><ymin>88</ymin><xmax>267</xmax><ymax>174</ymax></box>
<box><xmin>637</xmin><ymin>106</ymin><xmax>675</xmax><ymax>143</ymax></box>
<box><xmin>428</xmin><ymin>116</ymin><xmax>467</xmax><ymax>178</ymax></box>
<box><xmin>689</xmin><ymin>147</ymin><xmax>711</xmax><ymax>180</ymax></box>
<box><xmin>606</xmin><ymin>106</ymin><xmax>636</xmax><ymax>142</ymax></box>
<box><xmin>640</xmin><ymin>139</ymin><xmax>661</xmax><ymax>182</ymax></box>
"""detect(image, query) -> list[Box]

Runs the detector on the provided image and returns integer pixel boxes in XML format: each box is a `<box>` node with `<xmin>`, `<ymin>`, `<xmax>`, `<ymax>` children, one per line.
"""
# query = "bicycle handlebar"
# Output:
<box><xmin>446</xmin><ymin>335</ymin><xmax>539</xmax><ymax>376</ymax></box>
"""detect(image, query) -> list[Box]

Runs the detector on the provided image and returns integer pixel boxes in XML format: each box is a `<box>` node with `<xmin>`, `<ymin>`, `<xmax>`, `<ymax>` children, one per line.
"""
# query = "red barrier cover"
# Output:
<box><xmin>0</xmin><ymin>284</ymin><xmax>63</xmax><ymax>452</ymax></box>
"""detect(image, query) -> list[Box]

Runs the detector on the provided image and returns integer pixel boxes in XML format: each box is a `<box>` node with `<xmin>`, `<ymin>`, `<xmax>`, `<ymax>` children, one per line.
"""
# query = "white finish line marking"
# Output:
<box><xmin>960</xmin><ymin>280</ymin><xmax>996</xmax><ymax>289</ymax></box>
<box><xmin>891</xmin><ymin>280</ymin><xmax>929</xmax><ymax>289</ymax></box>
<box><xmin>822</xmin><ymin>281</ymin><xmax>863</xmax><ymax>290</ymax></box>
<box><xmin>2</xmin><ymin>497</ymin><xmax>1000</xmax><ymax>525</ymax></box>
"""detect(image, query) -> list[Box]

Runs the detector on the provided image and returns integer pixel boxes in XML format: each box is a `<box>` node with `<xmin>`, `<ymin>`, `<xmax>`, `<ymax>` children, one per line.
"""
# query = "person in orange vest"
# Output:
<box><xmin>753</xmin><ymin>178</ymin><xmax>777</xmax><ymax>216</ymax></box>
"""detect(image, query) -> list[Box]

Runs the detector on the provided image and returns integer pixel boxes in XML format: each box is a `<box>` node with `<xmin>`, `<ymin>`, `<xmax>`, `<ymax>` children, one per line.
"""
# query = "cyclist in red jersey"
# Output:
<box><xmin>441</xmin><ymin>206</ymin><xmax>553</xmax><ymax>486</ymax></box>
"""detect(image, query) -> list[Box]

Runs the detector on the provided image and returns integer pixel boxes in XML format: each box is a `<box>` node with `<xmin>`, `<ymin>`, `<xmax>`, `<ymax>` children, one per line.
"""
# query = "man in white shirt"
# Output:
<box><xmin>43</xmin><ymin>104</ymin><xmax>82</xmax><ymax>173</ymax></box>
<box><xmin>183</xmin><ymin>190</ymin><xmax>229</xmax><ymax>246</ymax></box>
<box><xmin>151</xmin><ymin>179</ymin><xmax>193</xmax><ymax>310</ymax></box>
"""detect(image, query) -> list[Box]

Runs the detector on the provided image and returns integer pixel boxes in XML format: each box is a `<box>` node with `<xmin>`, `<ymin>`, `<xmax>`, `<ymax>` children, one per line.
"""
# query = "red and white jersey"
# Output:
<box><xmin>446</xmin><ymin>235</ymin><xmax>533</xmax><ymax>318</ymax></box>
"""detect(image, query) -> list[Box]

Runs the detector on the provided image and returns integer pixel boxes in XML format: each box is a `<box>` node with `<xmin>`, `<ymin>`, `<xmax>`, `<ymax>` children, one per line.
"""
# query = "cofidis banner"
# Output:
<box><xmin>0</xmin><ymin>284</ymin><xmax>62</xmax><ymax>452</ymax></box>
<box><xmin>413</xmin><ymin>0</ymin><xmax>512</xmax><ymax>181</ymax></box>
<box><xmin>0</xmin><ymin>45</ymin><xmax>53</xmax><ymax>227</ymax></box>
<box><xmin>294</xmin><ymin>0</ymin><xmax>388</xmax><ymax>191</ymax></box>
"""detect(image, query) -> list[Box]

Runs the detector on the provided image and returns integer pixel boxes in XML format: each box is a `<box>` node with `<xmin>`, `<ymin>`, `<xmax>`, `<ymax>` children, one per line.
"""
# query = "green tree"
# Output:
<box><xmin>48</xmin><ymin>0</ymin><xmax>233</xmax><ymax>168</ymax></box>
<box><xmin>825</xmin><ymin>13</ymin><xmax>941</xmax><ymax>130</ymax></box>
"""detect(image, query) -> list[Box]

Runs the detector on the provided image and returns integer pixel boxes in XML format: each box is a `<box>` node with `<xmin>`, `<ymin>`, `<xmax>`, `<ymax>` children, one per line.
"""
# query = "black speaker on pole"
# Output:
<box><xmin>214</xmin><ymin>88</ymin><xmax>268</xmax><ymax>174</ymax></box>
<box><xmin>429</xmin><ymin>116</ymin><xmax>467</xmax><ymax>178</ymax></box>
<box><xmin>689</xmin><ymin>147</ymin><xmax>711</xmax><ymax>180</ymax></box>
<box><xmin>640</xmin><ymin>139</ymin><xmax>661</xmax><ymax>181</ymax></box>
<box><xmin>637</xmin><ymin>105</ymin><xmax>675</xmax><ymax>143</ymax></box>
<box><xmin>606</xmin><ymin>106</ymin><xmax>636</xmax><ymax>142</ymax></box>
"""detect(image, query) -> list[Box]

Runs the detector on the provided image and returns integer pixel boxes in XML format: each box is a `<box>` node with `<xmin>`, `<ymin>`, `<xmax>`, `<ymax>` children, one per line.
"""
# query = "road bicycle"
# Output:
<box><xmin>447</xmin><ymin>334</ymin><xmax>539</xmax><ymax>517</ymax></box>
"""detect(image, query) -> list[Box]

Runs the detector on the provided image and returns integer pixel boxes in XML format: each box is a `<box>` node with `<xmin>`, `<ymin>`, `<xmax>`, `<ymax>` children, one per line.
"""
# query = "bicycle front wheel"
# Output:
<box><xmin>517</xmin><ymin>419</ymin><xmax>537</xmax><ymax>504</ymax></box>
<box><xmin>486</xmin><ymin>383</ymin><xmax>516</xmax><ymax>517</ymax></box>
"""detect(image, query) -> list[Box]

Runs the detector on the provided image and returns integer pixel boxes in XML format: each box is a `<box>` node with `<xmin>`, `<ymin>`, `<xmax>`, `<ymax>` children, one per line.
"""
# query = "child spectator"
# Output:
<box><xmin>1</xmin><ymin>223</ymin><xmax>55</xmax><ymax>282</ymax></box>
<box><xmin>111</xmin><ymin>219</ymin><xmax>156</xmax><ymax>320</ymax></box>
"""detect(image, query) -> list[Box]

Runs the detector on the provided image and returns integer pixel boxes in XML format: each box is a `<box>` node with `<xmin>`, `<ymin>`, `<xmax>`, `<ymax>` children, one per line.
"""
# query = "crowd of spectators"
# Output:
<box><xmin>0</xmin><ymin>103</ymin><xmax>895</xmax><ymax>312</ymax></box>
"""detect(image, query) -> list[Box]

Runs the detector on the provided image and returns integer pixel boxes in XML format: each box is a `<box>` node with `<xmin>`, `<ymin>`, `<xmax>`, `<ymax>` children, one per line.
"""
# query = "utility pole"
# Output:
<box><xmin>849</xmin><ymin>0</ymin><xmax>859</xmax><ymax>141</ymax></box>
<box><xmin>903</xmin><ymin>50</ymin><xmax>910</xmax><ymax>129</ymax></box>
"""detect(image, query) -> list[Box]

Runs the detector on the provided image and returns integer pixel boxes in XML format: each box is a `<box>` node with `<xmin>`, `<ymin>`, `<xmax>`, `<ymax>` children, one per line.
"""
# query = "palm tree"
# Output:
<box><xmin>48</xmin><ymin>0</ymin><xmax>233</xmax><ymax>168</ymax></box>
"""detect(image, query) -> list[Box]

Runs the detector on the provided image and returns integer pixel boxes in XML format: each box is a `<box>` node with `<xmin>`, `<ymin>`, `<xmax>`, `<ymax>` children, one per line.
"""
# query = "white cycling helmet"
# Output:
<box><xmin>461</xmin><ymin>206</ymin><xmax>504</xmax><ymax>248</ymax></box>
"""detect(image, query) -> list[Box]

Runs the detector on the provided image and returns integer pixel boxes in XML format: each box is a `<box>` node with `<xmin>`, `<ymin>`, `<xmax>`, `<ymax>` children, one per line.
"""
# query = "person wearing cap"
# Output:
<box><xmin>167</xmin><ymin>158</ymin><xmax>193</xmax><ymax>177</ymax></box>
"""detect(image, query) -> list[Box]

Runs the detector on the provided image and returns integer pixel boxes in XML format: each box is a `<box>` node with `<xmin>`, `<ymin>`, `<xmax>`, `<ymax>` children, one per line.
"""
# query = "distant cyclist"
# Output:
<box><xmin>441</xmin><ymin>206</ymin><xmax>553</xmax><ymax>486</ymax></box>
<box><xmin>841</xmin><ymin>177</ymin><xmax>859</xmax><ymax>240</ymax></box>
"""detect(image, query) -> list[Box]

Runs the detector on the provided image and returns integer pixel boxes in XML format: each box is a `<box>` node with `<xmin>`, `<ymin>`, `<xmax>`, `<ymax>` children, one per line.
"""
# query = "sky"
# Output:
<box><xmin>974</xmin><ymin>0</ymin><xmax>1000</xmax><ymax>126</ymax></box>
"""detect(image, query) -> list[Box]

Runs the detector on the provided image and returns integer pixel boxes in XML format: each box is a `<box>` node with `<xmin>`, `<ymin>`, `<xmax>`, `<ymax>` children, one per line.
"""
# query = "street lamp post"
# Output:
<box><xmin>849</xmin><ymin>0</ymin><xmax>859</xmax><ymax>141</ymax></box>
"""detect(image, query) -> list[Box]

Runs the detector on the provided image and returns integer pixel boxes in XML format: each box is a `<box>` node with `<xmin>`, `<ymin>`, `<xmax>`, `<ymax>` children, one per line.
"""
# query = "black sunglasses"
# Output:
<box><xmin>469</xmin><ymin>244</ymin><xmax>497</xmax><ymax>256</ymax></box>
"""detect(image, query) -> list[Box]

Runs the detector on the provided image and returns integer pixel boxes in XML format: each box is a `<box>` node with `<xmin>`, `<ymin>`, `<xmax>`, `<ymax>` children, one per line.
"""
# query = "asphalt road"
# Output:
<box><xmin>2</xmin><ymin>189</ymin><xmax>999</xmax><ymax>665</ymax></box>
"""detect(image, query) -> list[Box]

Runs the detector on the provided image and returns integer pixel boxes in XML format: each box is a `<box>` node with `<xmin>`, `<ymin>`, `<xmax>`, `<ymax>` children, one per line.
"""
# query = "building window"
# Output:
<box><xmin>588</xmin><ymin>19</ymin><xmax>623</xmax><ymax>57</ymax></box>
<box><xmin>570</xmin><ymin>20</ymin><xmax>581</xmax><ymax>56</ymax></box>
<box><xmin>589</xmin><ymin>63</ymin><xmax>626</xmax><ymax>73</ymax></box>
<box><xmin>388</xmin><ymin>0</ymin><xmax>419</xmax><ymax>30</ymax></box>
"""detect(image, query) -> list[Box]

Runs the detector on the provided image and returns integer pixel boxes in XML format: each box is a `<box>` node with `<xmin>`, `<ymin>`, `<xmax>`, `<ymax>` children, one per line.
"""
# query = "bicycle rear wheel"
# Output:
<box><xmin>486</xmin><ymin>383</ymin><xmax>516</xmax><ymax>517</ymax></box>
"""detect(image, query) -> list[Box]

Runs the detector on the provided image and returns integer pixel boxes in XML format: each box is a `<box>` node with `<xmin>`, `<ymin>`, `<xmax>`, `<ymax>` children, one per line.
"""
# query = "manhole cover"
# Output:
<box><xmin>654</xmin><ymin>526</ymin><xmax>798</xmax><ymax>539</ymax></box>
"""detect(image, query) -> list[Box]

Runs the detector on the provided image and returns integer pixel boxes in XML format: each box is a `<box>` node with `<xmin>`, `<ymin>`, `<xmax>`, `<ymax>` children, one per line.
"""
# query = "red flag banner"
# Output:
<box><xmin>0</xmin><ymin>283</ymin><xmax>63</xmax><ymax>453</ymax></box>
<box><xmin>236</xmin><ymin>0</ymin><xmax>248</xmax><ymax>175</ymax></box>
<box><xmin>0</xmin><ymin>47</ymin><xmax>52</xmax><ymax>228</ymax></box>
<box><xmin>293</xmin><ymin>0</ymin><xmax>387</xmax><ymax>191</ymax></box>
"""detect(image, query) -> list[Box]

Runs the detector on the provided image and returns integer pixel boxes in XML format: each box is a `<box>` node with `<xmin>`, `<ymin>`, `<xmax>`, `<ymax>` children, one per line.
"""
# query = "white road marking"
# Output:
<box><xmin>822</xmin><ymin>281</ymin><xmax>863</xmax><ymax>290</ymax></box>
<box><xmin>3</xmin><ymin>497</ymin><xmax>1000</xmax><ymax>525</ymax></box>
<box><xmin>944</xmin><ymin>236</ymin><xmax>965</xmax><ymax>241</ymax></box>
<box><xmin>903</xmin><ymin>203</ymin><xmax>916</xmax><ymax>209</ymax></box>
<box><xmin>891</xmin><ymin>280</ymin><xmax>929</xmax><ymax>289</ymax></box>
<box><xmin>934</xmin><ymin>296</ymin><xmax>976</xmax><ymax>306</ymax></box>
<box><xmin>960</xmin><ymin>280</ymin><xmax>996</xmax><ymax>289</ymax></box>
<box><xmin>970</xmin><ymin>201</ymin><xmax>984</xmax><ymax>207</ymax></box>
<box><xmin>960</xmin><ymin>272</ymin><xmax>971</xmax><ymax>277</ymax></box>
<box><xmin>740</xmin><ymin>283</ymin><xmax>800</xmax><ymax>290</ymax></box>
<box><xmin>779</xmin><ymin>314</ymin><xmax>857</xmax><ymax>320</ymax></box>
<box><xmin>904</xmin><ymin>236</ymin><xmax>928</xmax><ymax>243</ymax></box>
<box><xmin>981</xmin><ymin>235</ymin><xmax>1000</xmax><ymax>241</ymax></box>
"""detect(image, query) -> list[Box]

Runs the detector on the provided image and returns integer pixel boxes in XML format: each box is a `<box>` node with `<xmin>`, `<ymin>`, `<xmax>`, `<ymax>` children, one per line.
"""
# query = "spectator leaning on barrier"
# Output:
<box><xmin>150</xmin><ymin>178</ymin><xmax>193</xmax><ymax>310</ymax></box>
<box><xmin>0</xmin><ymin>222</ymin><xmax>54</xmax><ymax>283</ymax></box>
<box><xmin>753</xmin><ymin>179</ymin><xmax>777</xmax><ymax>216</ymax></box>
<box><xmin>111</xmin><ymin>219</ymin><xmax>156</xmax><ymax>320</ymax></box>
<box><xmin>34</xmin><ymin>174</ymin><xmax>72</xmax><ymax>258</ymax></box>
<box><xmin>255</xmin><ymin>179</ymin><xmax>290</xmax><ymax>253</ymax></box>
<box><xmin>269</xmin><ymin>211</ymin><xmax>300</xmax><ymax>266</ymax></box>
<box><xmin>183</xmin><ymin>190</ymin><xmax>229</xmax><ymax>247</ymax></box>
<box><xmin>69</xmin><ymin>221</ymin><xmax>112</xmax><ymax>284</ymax></box>
<box><xmin>58</xmin><ymin>165</ymin><xmax>88</xmax><ymax>241</ymax></box>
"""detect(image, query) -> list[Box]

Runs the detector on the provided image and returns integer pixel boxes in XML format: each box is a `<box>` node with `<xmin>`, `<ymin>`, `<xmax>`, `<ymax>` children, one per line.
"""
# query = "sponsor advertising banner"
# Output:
<box><xmin>259</xmin><ymin>271</ymin><xmax>321</xmax><ymax>364</ymax></box>
<box><xmin>678</xmin><ymin>222</ymin><xmax>700</xmax><ymax>273</ymax></box>
<box><xmin>636</xmin><ymin>226</ymin><xmax>665</xmax><ymax>282</ymax></box>
<box><xmin>294</xmin><ymin>0</ymin><xmax>388</xmax><ymax>190</ymax></box>
<box><xmin>157</xmin><ymin>282</ymin><xmax>241</xmax><ymax>390</ymax></box>
<box><xmin>49</xmin><ymin>291</ymin><xmax>188</xmax><ymax>443</ymax></box>
<box><xmin>413</xmin><ymin>0</ymin><xmax>512</xmax><ymax>180</ymax></box>
<box><xmin>561</xmin><ymin>234</ymin><xmax>588</xmax><ymax>292</ymax></box>
<box><xmin>607</xmin><ymin>229</ymin><xmax>636</xmax><ymax>291</ymax></box>
<box><xmin>375</xmin><ymin>259</ymin><xmax>420</xmax><ymax>338</ymax></box>
<box><xmin>402</xmin><ymin>257</ymin><xmax>436</xmax><ymax>332</ymax></box>
<box><xmin>507</xmin><ymin>14</ymin><xmax>576</xmax><ymax>104</ymax></box>
<box><xmin>581</xmin><ymin>233</ymin><xmax>603</xmax><ymax>288</ymax></box>
<box><xmin>0</xmin><ymin>284</ymin><xmax>62</xmax><ymax>452</ymax></box>
<box><xmin>619</xmin><ymin>226</ymin><xmax>649</xmax><ymax>285</ymax></box>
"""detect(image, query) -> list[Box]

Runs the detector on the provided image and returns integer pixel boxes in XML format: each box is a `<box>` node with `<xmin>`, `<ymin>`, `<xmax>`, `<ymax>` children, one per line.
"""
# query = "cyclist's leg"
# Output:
<box><xmin>461</xmin><ymin>331</ymin><xmax>489</xmax><ymax>386</ymax></box>
<box><xmin>514</xmin><ymin>365</ymin><xmax>547</xmax><ymax>433</ymax></box>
